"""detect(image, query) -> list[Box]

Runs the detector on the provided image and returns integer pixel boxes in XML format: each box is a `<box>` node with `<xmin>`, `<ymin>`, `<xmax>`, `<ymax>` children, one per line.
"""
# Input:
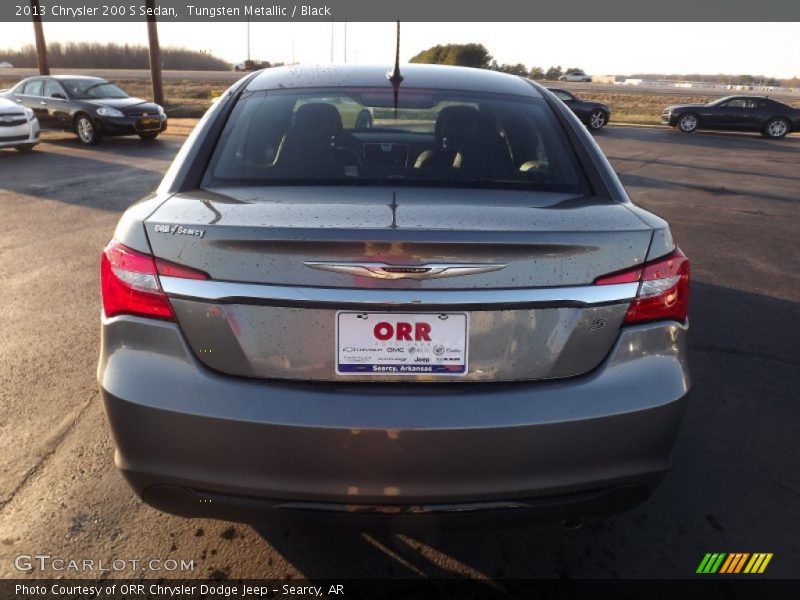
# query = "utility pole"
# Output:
<box><xmin>145</xmin><ymin>0</ymin><xmax>164</xmax><ymax>106</ymax></box>
<box><xmin>30</xmin><ymin>0</ymin><xmax>49</xmax><ymax>75</ymax></box>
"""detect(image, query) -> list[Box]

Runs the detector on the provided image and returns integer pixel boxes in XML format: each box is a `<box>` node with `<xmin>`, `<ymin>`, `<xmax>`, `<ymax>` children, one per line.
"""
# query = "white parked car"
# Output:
<box><xmin>559</xmin><ymin>71</ymin><xmax>592</xmax><ymax>83</ymax></box>
<box><xmin>0</xmin><ymin>97</ymin><xmax>40</xmax><ymax>151</ymax></box>
<box><xmin>0</xmin><ymin>61</ymin><xmax>13</xmax><ymax>68</ymax></box>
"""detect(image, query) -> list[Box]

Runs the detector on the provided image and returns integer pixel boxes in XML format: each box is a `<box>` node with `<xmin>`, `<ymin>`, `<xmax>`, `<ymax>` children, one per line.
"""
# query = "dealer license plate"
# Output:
<box><xmin>336</xmin><ymin>312</ymin><xmax>468</xmax><ymax>376</ymax></box>
<box><xmin>137</xmin><ymin>117</ymin><xmax>160</xmax><ymax>131</ymax></box>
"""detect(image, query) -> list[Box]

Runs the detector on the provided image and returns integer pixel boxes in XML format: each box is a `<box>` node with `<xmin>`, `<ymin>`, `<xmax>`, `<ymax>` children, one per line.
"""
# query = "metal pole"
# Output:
<box><xmin>343</xmin><ymin>21</ymin><xmax>347</xmax><ymax>63</ymax></box>
<box><xmin>145</xmin><ymin>0</ymin><xmax>164</xmax><ymax>106</ymax></box>
<box><xmin>247</xmin><ymin>17</ymin><xmax>251</xmax><ymax>62</ymax></box>
<box><xmin>30</xmin><ymin>0</ymin><xmax>49</xmax><ymax>75</ymax></box>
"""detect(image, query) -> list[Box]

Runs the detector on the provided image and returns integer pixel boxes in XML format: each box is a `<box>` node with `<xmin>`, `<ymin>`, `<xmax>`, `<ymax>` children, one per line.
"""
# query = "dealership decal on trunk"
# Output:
<box><xmin>153</xmin><ymin>224</ymin><xmax>205</xmax><ymax>238</ymax></box>
<box><xmin>336</xmin><ymin>312</ymin><xmax>468</xmax><ymax>375</ymax></box>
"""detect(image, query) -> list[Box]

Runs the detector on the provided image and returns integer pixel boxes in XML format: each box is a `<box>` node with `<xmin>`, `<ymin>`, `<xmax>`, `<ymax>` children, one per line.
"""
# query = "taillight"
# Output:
<box><xmin>100</xmin><ymin>240</ymin><xmax>208</xmax><ymax>320</ymax></box>
<box><xmin>596</xmin><ymin>248</ymin><xmax>690</xmax><ymax>325</ymax></box>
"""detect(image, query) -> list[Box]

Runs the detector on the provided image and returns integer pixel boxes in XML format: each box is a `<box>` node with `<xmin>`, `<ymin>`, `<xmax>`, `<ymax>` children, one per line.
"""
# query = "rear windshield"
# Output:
<box><xmin>203</xmin><ymin>87</ymin><xmax>588</xmax><ymax>193</ymax></box>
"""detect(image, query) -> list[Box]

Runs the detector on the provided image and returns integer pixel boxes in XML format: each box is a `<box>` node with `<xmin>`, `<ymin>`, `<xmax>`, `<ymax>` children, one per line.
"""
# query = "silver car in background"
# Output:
<box><xmin>0</xmin><ymin>97</ymin><xmax>39</xmax><ymax>152</ymax></box>
<box><xmin>98</xmin><ymin>65</ymin><xmax>690</xmax><ymax>528</ymax></box>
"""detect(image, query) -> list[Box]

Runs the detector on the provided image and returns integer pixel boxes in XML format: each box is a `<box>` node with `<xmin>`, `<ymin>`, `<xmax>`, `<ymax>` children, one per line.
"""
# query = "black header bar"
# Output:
<box><xmin>1</xmin><ymin>0</ymin><xmax>799</xmax><ymax>22</ymax></box>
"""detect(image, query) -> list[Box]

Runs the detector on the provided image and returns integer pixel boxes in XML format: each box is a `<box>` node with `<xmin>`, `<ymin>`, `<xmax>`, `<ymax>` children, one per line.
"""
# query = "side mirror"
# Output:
<box><xmin>51</xmin><ymin>92</ymin><xmax>66</xmax><ymax>100</ymax></box>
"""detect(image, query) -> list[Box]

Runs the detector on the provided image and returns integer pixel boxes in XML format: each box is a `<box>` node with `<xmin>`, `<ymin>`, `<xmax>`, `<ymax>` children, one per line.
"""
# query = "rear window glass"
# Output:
<box><xmin>203</xmin><ymin>87</ymin><xmax>588</xmax><ymax>194</ymax></box>
<box><xmin>21</xmin><ymin>80</ymin><xmax>42</xmax><ymax>95</ymax></box>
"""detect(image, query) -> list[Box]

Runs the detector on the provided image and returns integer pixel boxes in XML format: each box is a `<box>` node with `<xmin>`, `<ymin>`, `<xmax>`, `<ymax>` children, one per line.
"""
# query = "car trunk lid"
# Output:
<box><xmin>145</xmin><ymin>187</ymin><xmax>653</xmax><ymax>382</ymax></box>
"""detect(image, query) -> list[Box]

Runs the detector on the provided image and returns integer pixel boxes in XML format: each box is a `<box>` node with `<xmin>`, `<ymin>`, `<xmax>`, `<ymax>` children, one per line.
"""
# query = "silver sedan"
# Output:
<box><xmin>98</xmin><ymin>64</ymin><xmax>690</xmax><ymax>529</ymax></box>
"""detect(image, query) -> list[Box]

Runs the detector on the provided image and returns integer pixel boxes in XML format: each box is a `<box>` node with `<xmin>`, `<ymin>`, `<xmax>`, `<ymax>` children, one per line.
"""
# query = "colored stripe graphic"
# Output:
<box><xmin>744</xmin><ymin>553</ymin><xmax>774</xmax><ymax>574</ymax></box>
<box><xmin>697</xmin><ymin>553</ymin><xmax>727</xmax><ymax>573</ymax></box>
<box><xmin>699</xmin><ymin>552</ymin><xmax>773</xmax><ymax>574</ymax></box>
<box><xmin>696</xmin><ymin>553</ymin><xmax>713</xmax><ymax>573</ymax></box>
<box><xmin>733</xmin><ymin>553</ymin><xmax>750</xmax><ymax>573</ymax></box>
<box><xmin>758</xmin><ymin>554</ymin><xmax>773</xmax><ymax>573</ymax></box>
<box><xmin>719</xmin><ymin>554</ymin><xmax>736</xmax><ymax>574</ymax></box>
<box><xmin>723</xmin><ymin>553</ymin><xmax>747</xmax><ymax>574</ymax></box>
<box><xmin>709</xmin><ymin>553</ymin><xmax>726</xmax><ymax>573</ymax></box>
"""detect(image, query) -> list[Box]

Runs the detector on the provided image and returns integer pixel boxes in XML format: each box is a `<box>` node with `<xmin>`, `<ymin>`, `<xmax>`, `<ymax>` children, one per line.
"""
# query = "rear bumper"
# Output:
<box><xmin>98</xmin><ymin>317</ymin><xmax>690</xmax><ymax>526</ymax></box>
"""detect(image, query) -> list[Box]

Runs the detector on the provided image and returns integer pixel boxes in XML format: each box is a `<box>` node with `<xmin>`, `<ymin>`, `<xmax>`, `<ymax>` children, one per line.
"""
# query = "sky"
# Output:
<box><xmin>0</xmin><ymin>21</ymin><xmax>798</xmax><ymax>79</ymax></box>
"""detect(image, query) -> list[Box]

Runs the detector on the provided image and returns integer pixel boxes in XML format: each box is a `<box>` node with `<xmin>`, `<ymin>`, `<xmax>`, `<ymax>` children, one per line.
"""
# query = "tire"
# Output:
<box><xmin>74</xmin><ymin>114</ymin><xmax>102</xmax><ymax>145</ymax></box>
<box><xmin>588</xmin><ymin>109</ymin><xmax>608</xmax><ymax>130</ymax></box>
<box><xmin>678</xmin><ymin>112</ymin><xmax>699</xmax><ymax>133</ymax></box>
<box><xmin>763</xmin><ymin>117</ymin><xmax>789</xmax><ymax>139</ymax></box>
<box><xmin>14</xmin><ymin>144</ymin><xmax>36</xmax><ymax>152</ymax></box>
<box><xmin>139</xmin><ymin>132</ymin><xmax>159</xmax><ymax>141</ymax></box>
<box><xmin>355</xmin><ymin>109</ymin><xmax>373</xmax><ymax>130</ymax></box>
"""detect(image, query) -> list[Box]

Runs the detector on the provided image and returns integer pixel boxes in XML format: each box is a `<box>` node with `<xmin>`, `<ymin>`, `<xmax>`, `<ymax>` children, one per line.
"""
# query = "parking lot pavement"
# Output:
<box><xmin>0</xmin><ymin>127</ymin><xmax>798</xmax><ymax>579</ymax></box>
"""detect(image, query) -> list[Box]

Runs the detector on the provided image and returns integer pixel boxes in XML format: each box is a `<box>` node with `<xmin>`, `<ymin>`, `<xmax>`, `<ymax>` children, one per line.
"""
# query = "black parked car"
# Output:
<box><xmin>662</xmin><ymin>95</ymin><xmax>800</xmax><ymax>139</ymax></box>
<box><xmin>547</xmin><ymin>88</ymin><xmax>611</xmax><ymax>130</ymax></box>
<box><xmin>0</xmin><ymin>75</ymin><xmax>167</xmax><ymax>145</ymax></box>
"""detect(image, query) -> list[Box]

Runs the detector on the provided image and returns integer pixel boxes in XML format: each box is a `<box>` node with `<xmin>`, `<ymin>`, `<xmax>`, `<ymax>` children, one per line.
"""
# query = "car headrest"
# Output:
<box><xmin>435</xmin><ymin>105</ymin><xmax>479</xmax><ymax>149</ymax></box>
<box><xmin>291</xmin><ymin>103</ymin><xmax>342</xmax><ymax>137</ymax></box>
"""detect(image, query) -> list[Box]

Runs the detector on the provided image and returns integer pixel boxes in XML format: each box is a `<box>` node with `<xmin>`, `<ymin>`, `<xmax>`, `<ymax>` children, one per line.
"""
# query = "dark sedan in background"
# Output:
<box><xmin>0</xmin><ymin>75</ymin><xmax>167</xmax><ymax>145</ymax></box>
<box><xmin>662</xmin><ymin>95</ymin><xmax>800</xmax><ymax>138</ymax></box>
<box><xmin>547</xmin><ymin>88</ymin><xmax>611</xmax><ymax>130</ymax></box>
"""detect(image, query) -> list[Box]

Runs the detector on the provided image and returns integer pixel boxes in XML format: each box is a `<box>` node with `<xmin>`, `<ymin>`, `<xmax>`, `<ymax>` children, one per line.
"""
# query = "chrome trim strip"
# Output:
<box><xmin>160</xmin><ymin>277</ymin><xmax>638</xmax><ymax>309</ymax></box>
<box><xmin>304</xmin><ymin>261</ymin><xmax>508</xmax><ymax>280</ymax></box>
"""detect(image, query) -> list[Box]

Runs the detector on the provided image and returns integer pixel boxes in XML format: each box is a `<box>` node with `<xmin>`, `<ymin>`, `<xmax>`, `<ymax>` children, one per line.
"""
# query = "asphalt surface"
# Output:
<box><xmin>0</xmin><ymin>126</ymin><xmax>798</xmax><ymax>580</ymax></box>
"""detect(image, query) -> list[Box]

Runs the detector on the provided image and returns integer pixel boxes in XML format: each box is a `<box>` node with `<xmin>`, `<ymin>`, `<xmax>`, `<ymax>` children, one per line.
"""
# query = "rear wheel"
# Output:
<box><xmin>139</xmin><ymin>132</ymin><xmax>159</xmax><ymax>141</ymax></box>
<box><xmin>15</xmin><ymin>144</ymin><xmax>36</xmax><ymax>152</ymax></box>
<box><xmin>75</xmin><ymin>114</ymin><xmax>102</xmax><ymax>145</ymax></box>
<box><xmin>763</xmin><ymin>117</ymin><xmax>789</xmax><ymax>139</ymax></box>
<box><xmin>588</xmin><ymin>109</ymin><xmax>608</xmax><ymax>130</ymax></box>
<box><xmin>678</xmin><ymin>113</ymin><xmax>699</xmax><ymax>133</ymax></box>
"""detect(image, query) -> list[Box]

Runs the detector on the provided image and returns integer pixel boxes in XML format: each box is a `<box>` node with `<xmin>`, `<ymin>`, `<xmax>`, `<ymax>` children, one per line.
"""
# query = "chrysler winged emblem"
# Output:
<box><xmin>303</xmin><ymin>261</ymin><xmax>507</xmax><ymax>280</ymax></box>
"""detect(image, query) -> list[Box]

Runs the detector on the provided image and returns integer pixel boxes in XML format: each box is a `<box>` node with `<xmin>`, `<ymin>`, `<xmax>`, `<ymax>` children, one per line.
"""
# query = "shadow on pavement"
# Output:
<box><xmin>252</xmin><ymin>282</ymin><xmax>799</xmax><ymax>579</ymax></box>
<box><xmin>0</xmin><ymin>136</ymin><xmax>177</xmax><ymax>211</ymax></box>
<box><xmin>607</xmin><ymin>154</ymin><xmax>800</xmax><ymax>184</ymax></box>
<box><xmin>40</xmin><ymin>133</ymin><xmax>179</xmax><ymax>159</ymax></box>
<box><xmin>618</xmin><ymin>172</ymin><xmax>800</xmax><ymax>205</ymax></box>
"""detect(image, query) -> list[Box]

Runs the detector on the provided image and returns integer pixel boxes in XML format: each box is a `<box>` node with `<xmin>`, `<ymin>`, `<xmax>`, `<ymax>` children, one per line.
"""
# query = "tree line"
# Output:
<box><xmin>0</xmin><ymin>42</ymin><xmax>231</xmax><ymax>71</ymax></box>
<box><xmin>408</xmin><ymin>43</ymin><xmax>582</xmax><ymax>80</ymax></box>
<box><xmin>409</xmin><ymin>43</ymin><xmax>798</xmax><ymax>87</ymax></box>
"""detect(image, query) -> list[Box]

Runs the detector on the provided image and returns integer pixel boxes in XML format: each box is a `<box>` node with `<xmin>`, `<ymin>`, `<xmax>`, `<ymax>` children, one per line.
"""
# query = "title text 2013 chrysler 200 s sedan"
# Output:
<box><xmin>98</xmin><ymin>65</ymin><xmax>690</xmax><ymax>528</ymax></box>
